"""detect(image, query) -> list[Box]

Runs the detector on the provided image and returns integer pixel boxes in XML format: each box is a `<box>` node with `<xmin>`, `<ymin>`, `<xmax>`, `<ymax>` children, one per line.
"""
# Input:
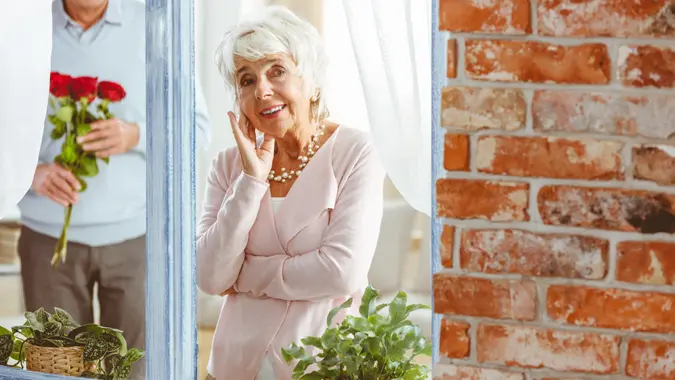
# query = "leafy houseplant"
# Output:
<box><xmin>281</xmin><ymin>285</ymin><xmax>432</xmax><ymax>380</ymax></box>
<box><xmin>0</xmin><ymin>307</ymin><xmax>144</xmax><ymax>379</ymax></box>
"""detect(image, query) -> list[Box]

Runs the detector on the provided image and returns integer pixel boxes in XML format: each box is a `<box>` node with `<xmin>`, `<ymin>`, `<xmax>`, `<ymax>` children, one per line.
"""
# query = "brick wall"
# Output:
<box><xmin>433</xmin><ymin>1</ymin><xmax>675</xmax><ymax>379</ymax></box>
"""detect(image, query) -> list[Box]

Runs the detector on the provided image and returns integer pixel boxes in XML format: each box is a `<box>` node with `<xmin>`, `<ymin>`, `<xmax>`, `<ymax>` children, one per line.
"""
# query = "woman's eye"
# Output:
<box><xmin>271</xmin><ymin>68</ymin><xmax>286</xmax><ymax>77</ymax></box>
<box><xmin>240</xmin><ymin>78</ymin><xmax>254</xmax><ymax>87</ymax></box>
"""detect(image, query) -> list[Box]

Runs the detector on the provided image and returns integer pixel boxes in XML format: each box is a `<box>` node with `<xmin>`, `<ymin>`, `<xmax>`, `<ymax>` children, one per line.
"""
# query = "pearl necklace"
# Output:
<box><xmin>268</xmin><ymin>124</ymin><xmax>326</xmax><ymax>183</ymax></box>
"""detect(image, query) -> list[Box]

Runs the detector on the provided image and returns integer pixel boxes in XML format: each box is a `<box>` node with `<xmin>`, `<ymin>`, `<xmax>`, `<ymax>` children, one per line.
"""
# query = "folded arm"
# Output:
<box><xmin>196</xmin><ymin>153</ymin><xmax>269</xmax><ymax>295</ymax></box>
<box><xmin>235</xmin><ymin>143</ymin><xmax>385</xmax><ymax>301</ymax></box>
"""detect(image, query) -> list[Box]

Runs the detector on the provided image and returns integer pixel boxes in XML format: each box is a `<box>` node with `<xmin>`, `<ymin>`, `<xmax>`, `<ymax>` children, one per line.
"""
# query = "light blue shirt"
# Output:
<box><xmin>18</xmin><ymin>0</ymin><xmax>211</xmax><ymax>247</ymax></box>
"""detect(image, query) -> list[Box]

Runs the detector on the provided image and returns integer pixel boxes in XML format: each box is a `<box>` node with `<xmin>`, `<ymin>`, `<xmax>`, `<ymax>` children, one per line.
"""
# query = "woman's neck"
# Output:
<box><xmin>63</xmin><ymin>0</ymin><xmax>109</xmax><ymax>30</ymax></box>
<box><xmin>275</xmin><ymin>121</ymin><xmax>317</xmax><ymax>159</ymax></box>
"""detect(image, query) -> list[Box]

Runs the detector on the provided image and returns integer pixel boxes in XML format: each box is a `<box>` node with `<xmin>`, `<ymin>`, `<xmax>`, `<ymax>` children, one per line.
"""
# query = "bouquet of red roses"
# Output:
<box><xmin>47</xmin><ymin>72</ymin><xmax>127</xmax><ymax>268</ymax></box>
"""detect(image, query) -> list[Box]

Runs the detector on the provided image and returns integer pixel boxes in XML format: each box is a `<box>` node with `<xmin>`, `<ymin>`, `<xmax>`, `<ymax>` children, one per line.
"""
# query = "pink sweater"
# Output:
<box><xmin>197</xmin><ymin>126</ymin><xmax>385</xmax><ymax>379</ymax></box>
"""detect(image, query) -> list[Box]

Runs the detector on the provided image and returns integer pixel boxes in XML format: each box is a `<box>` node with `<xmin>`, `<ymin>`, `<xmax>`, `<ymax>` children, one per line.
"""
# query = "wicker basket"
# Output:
<box><xmin>24</xmin><ymin>341</ymin><xmax>95</xmax><ymax>376</ymax></box>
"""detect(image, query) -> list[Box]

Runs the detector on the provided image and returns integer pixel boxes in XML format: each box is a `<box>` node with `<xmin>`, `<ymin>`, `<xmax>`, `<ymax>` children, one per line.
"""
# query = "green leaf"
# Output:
<box><xmin>300</xmin><ymin>336</ymin><xmax>323</xmax><ymax>349</ymax></box>
<box><xmin>49</xmin><ymin>118</ymin><xmax>67</xmax><ymax>140</ymax></box>
<box><xmin>10</xmin><ymin>339</ymin><xmax>24</xmax><ymax>362</ymax></box>
<box><xmin>292</xmin><ymin>357</ymin><xmax>316</xmax><ymax>379</ymax></box>
<box><xmin>76</xmin><ymin>177</ymin><xmax>88</xmax><ymax>192</ymax></box>
<box><xmin>405</xmin><ymin>304</ymin><xmax>430</xmax><ymax>314</ymax></box>
<box><xmin>83</xmin><ymin>336</ymin><xmax>107</xmax><ymax>362</ymax></box>
<box><xmin>343</xmin><ymin>316</ymin><xmax>370</xmax><ymax>332</ymax></box>
<box><xmin>326</xmin><ymin>298</ymin><xmax>352</xmax><ymax>327</ymax></box>
<box><xmin>68</xmin><ymin>323</ymin><xmax>103</xmax><ymax>341</ymax></box>
<box><xmin>60</xmin><ymin>136</ymin><xmax>79</xmax><ymax>165</ymax></box>
<box><xmin>281</xmin><ymin>343</ymin><xmax>306</xmax><ymax>362</ymax></box>
<box><xmin>24</xmin><ymin>311</ymin><xmax>45</xmax><ymax>333</ymax></box>
<box><xmin>0</xmin><ymin>335</ymin><xmax>13</xmax><ymax>365</ymax></box>
<box><xmin>76</xmin><ymin>123</ymin><xmax>92</xmax><ymax>137</ymax></box>
<box><xmin>12</xmin><ymin>324</ymin><xmax>34</xmax><ymax>339</ymax></box>
<box><xmin>120</xmin><ymin>348</ymin><xmax>144</xmax><ymax>365</ymax></box>
<box><xmin>77</xmin><ymin>155</ymin><xmax>99</xmax><ymax>177</ymax></box>
<box><xmin>52</xmin><ymin>307</ymin><xmax>80</xmax><ymax>330</ymax></box>
<box><xmin>113</xmin><ymin>364</ymin><xmax>131</xmax><ymax>379</ymax></box>
<box><xmin>56</xmin><ymin>105</ymin><xmax>75</xmax><ymax>123</ymax></box>
<box><xmin>111</xmin><ymin>330</ymin><xmax>127</xmax><ymax>357</ymax></box>
<box><xmin>320</xmin><ymin>328</ymin><xmax>339</xmax><ymax>350</ymax></box>
<box><xmin>35</xmin><ymin>308</ymin><xmax>50</xmax><ymax>324</ymax></box>
<box><xmin>43</xmin><ymin>320</ymin><xmax>62</xmax><ymax>336</ymax></box>
<box><xmin>359</xmin><ymin>285</ymin><xmax>379</xmax><ymax>318</ymax></box>
<box><xmin>389</xmin><ymin>291</ymin><xmax>408</xmax><ymax>323</ymax></box>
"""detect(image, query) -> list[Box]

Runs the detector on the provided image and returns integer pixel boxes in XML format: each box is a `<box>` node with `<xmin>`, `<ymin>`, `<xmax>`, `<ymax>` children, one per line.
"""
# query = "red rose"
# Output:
<box><xmin>97</xmin><ymin>81</ymin><xmax>127</xmax><ymax>102</ymax></box>
<box><xmin>70</xmin><ymin>76</ymin><xmax>98</xmax><ymax>102</ymax></box>
<box><xmin>49</xmin><ymin>72</ymin><xmax>71</xmax><ymax>97</ymax></box>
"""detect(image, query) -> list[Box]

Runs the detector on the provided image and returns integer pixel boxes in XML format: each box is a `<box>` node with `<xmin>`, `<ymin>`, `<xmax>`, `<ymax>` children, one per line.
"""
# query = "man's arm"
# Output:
<box><xmin>0</xmin><ymin>2</ymin><xmax>53</xmax><ymax>218</ymax></box>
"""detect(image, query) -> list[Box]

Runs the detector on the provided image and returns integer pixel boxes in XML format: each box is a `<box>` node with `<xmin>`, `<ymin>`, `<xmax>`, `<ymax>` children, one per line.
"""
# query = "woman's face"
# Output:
<box><xmin>234</xmin><ymin>53</ymin><xmax>310</xmax><ymax>138</ymax></box>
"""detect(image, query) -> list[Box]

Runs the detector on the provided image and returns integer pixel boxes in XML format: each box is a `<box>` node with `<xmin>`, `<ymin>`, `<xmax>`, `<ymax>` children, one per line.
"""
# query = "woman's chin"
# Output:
<box><xmin>257</xmin><ymin>120</ymin><xmax>292</xmax><ymax>138</ymax></box>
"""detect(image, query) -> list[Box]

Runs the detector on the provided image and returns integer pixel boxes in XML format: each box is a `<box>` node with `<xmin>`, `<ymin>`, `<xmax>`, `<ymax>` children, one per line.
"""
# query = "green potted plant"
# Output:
<box><xmin>281</xmin><ymin>285</ymin><xmax>432</xmax><ymax>380</ymax></box>
<box><xmin>0</xmin><ymin>307</ymin><xmax>144</xmax><ymax>379</ymax></box>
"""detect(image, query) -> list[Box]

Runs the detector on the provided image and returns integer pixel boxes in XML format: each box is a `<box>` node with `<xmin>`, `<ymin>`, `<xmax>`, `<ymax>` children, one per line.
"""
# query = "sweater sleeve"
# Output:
<box><xmin>196</xmin><ymin>152</ymin><xmax>269</xmax><ymax>295</ymax></box>
<box><xmin>235</xmin><ymin>141</ymin><xmax>385</xmax><ymax>301</ymax></box>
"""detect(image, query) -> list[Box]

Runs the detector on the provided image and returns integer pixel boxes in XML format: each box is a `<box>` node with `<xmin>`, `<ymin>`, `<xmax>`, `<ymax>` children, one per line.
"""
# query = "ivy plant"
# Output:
<box><xmin>281</xmin><ymin>285</ymin><xmax>432</xmax><ymax>380</ymax></box>
<box><xmin>0</xmin><ymin>307</ymin><xmax>144</xmax><ymax>379</ymax></box>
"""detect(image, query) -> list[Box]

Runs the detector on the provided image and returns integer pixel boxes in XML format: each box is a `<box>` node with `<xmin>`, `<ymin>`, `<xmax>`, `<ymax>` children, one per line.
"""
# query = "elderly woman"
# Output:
<box><xmin>196</xmin><ymin>6</ymin><xmax>385</xmax><ymax>380</ymax></box>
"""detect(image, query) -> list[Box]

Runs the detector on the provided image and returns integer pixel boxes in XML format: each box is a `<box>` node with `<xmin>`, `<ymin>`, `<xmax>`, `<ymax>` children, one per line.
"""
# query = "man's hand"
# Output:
<box><xmin>32</xmin><ymin>163</ymin><xmax>81</xmax><ymax>207</ymax></box>
<box><xmin>77</xmin><ymin>118</ymin><xmax>140</xmax><ymax>158</ymax></box>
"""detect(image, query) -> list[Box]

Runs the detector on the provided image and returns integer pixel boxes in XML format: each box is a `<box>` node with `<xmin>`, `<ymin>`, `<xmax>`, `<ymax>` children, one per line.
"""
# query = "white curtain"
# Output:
<box><xmin>338</xmin><ymin>0</ymin><xmax>432</xmax><ymax>216</ymax></box>
<box><xmin>195</xmin><ymin>0</ymin><xmax>267</xmax><ymax>213</ymax></box>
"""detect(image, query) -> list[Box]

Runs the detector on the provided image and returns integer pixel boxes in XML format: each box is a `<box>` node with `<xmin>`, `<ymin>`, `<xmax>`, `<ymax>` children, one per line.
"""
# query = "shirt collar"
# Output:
<box><xmin>54</xmin><ymin>0</ymin><xmax>123</xmax><ymax>29</ymax></box>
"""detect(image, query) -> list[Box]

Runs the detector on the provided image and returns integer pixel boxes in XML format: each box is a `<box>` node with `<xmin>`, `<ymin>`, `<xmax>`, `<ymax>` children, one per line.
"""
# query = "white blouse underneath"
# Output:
<box><xmin>255</xmin><ymin>197</ymin><xmax>285</xmax><ymax>380</ymax></box>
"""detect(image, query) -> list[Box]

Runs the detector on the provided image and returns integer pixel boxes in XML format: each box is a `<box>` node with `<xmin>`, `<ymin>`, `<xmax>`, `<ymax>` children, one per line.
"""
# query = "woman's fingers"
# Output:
<box><xmin>228</xmin><ymin>112</ymin><xmax>245</xmax><ymax>147</ymax></box>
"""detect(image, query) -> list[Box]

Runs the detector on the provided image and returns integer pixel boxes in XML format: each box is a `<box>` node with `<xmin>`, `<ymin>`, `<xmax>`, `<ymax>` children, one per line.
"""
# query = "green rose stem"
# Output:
<box><xmin>51</xmin><ymin>204</ymin><xmax>73</xmax><ymax>268</ymax></box>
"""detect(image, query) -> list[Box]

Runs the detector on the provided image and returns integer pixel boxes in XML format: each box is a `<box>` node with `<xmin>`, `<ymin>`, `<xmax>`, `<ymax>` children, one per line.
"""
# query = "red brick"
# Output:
<box><xmin>633</xmin><ymin>145</ymin><xmax>675</xmax><ymax>186</ymax></box>
<box><xmin>444</xmin><ymin>134</ymin><xmax>469</xmax><ymax>171</ymax></box>
<box><xmin>439</xmin><ymin>0</ymin><xmax>531</xmax><ymax>34</ymax></box>
<box><xmin>465</xmin><ymin>40</ymin><xmax>610</xmax><ymax>84</ymax></box>
<box><xmin>547</xmin><ymin>285</ymin><xmax>675</xmax><ymax>334</ymax></box>
<box><xmin>532</xmin><ymin>90</ymin><xmax>675</xmax><ymax>140</ymax></box>
<box><xmin>439</xmin><ymin>319</ymin><xmax>470</xmax><ymax>358</ymax></box>
<box><xmin>537</xmin><ymin>0</ymin><xmax>675</xmax><ymax>37</ymax></box>
<box><xmin>619</xmin><ymin>45</ymin><xmax>675</xmax><ymax>88</ymax></box>
<box><xmin>538</xmin><ymin>185</ymin><xmax>675</xmax><ymax>234</ymax></box>
<box><xmin>460</xmin><ymin>229</ymin><xmax>608</xmax><ymax>279</ymax></box>
<box><xmin>626</xmin><ymin>339</ymin><xmax>675</xmax><ymax>379</ymax></box>
<box><xmin>437</xmin><ymin>179</ymin><xmax>529</xmax><ymax>221</ymax></box>
<box><xmin>447</xmin><ymin>39</ymin><xmax>457</xmax><ymax>78</ymax></box>
<box><xmin>476</xmin><ymin>324</ymin><xmax>620</xmax><ymax>374</ymax></box>
<box><xmin>433</xmin><ymin>274</ymin><xmax>536</xmax><ymax>320</ymax></box>
<box><xmin>441</xmin><ymin>87</ymin><xmax>526</xmax><ymax>131</ymax></box>
<box><xmin>433</xmin><ymin>364</ymin><xmax>524</xmax><ymax>380</ymax></box>
<box><xmin>617</xmin><ymin>241</ymin><xmax>675</xmax><ymax>285</ymax></box>
<box><xmin>476</xmin><ymin>136</ymin><xmax>624</xmax><ymax>180</ymax></box>
<box><xmin>440</xmin><ymin>225</ymin><xmax>454</xmax><ymax>268</ymax></box>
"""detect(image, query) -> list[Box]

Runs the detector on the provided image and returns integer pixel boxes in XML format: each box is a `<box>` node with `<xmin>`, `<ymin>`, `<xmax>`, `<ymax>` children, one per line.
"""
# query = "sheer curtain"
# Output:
<box><xmin>336</xmin><ymin>0</ymin><xmax>432</xmax><ymax>216</ymax></box>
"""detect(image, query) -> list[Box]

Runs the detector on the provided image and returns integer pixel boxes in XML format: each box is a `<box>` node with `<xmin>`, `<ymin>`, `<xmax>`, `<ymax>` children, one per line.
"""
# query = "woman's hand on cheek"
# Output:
<box><xmin>228</xmin><ymin>111</ymin><xmax>275</xmax><ymax>183</ymax></box>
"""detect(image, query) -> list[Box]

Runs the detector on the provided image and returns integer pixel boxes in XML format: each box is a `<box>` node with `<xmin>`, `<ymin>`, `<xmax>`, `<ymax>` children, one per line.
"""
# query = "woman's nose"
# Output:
<box><xmin>255</xmin><ymin>78</ymin><xmax>273</xmax><ymax>99</ymax></box>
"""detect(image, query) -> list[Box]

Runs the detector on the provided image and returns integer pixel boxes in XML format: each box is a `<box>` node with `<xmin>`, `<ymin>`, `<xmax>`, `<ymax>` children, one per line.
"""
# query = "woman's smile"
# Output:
<box><xmin>259</xmin><ymin>104</ymin><xmax>287</xmax><ymax>119</ymax></box>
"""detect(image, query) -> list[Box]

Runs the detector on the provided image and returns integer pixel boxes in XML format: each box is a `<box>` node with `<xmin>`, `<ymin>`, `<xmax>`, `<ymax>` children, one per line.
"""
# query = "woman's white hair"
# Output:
<box><xmin>215</xmin><ymin>6</ymin><xmax>329</xmax><ymax>121</ymax></box>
